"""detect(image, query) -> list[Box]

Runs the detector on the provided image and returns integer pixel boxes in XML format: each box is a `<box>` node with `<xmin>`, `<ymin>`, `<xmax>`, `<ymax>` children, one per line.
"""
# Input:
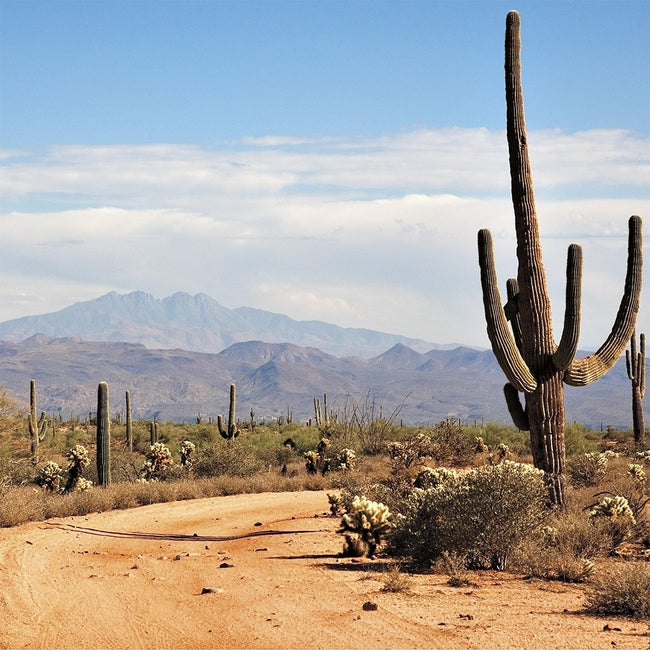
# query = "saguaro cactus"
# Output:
<box><xmin>626</xmin><ymin>331</ymin><xmax>646</xmax><ymax>449</ymax></box>
<box><xmin>96</xmin><ymin>382</ymin><xmax>111</xmax><ymax>486</ymax></box>
<box><xmin>478</xmin><ymin>12</ymin><xmax>643</xmax><ymax>506</ymax></box>
<box><xmin>125</xmin><ymin>390</ymin><xmax>133</xmax><ymax>452</ymax></box>
<box><xmin>217</xmin><ymin>383</ymin><xmax>239</xmax><ymax>442</ymax></box>
<box><xmin>28</xmin><ymin>379</ymin><xmax>48</xmax><ymax>461</ymax></box>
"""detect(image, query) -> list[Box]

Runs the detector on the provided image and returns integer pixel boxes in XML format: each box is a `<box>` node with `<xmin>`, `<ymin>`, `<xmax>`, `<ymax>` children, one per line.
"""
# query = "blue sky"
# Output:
<box><xmin>1</xmin><ymin>0</ymin><xmax>649</xmax><ymax>349</ymax></box>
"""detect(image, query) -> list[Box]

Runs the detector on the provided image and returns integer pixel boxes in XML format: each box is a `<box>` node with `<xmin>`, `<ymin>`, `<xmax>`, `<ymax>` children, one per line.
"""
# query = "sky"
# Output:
<box><xmin>0</xmin><ymin>0</ymin><xmax>649</xmax><ymax>350</ymax></box>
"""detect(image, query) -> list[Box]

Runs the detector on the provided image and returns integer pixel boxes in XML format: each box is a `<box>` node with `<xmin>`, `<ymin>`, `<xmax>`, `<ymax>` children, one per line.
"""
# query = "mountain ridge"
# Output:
<box><xmin>0</xmin><ymin>291</ymin><xmax>454</xmax><ymax>358</ymax></box>
<box><xmin>0</xmin><ymin>336</ymin><xmax>633</xmax><ymax>428</ymax></box>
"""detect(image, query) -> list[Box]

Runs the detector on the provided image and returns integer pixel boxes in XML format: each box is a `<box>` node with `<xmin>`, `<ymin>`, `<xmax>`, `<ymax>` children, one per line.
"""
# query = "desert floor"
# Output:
<box><xmin>1</xmin><ymin>490</ymin><xmax>649</xmax><ymax>649</ymax></box>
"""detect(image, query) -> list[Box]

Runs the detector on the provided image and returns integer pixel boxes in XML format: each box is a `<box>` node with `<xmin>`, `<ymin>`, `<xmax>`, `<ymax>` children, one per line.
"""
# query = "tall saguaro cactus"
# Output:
<box><xmin>28</xmin><ymin>379</ymin><xmax>48</xmax><ymax>461</ymax></box>
<box><xmin>626</xmin><ymin>331</ymin><xmax>646</xmax><ymax>449</ymax></box>
<box><xmin>96</xmin><ymin>382</ymin><xmax>111</xmax><ymax>486</ymax></box>
<box><xmin>478</xmin><ymin>11</ymin><xmax>643</xmax><ymax>505</ymax></box>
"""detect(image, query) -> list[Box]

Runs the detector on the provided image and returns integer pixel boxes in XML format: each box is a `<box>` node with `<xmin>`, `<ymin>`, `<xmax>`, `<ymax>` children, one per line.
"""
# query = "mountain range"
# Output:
<box><xmin>0</xmin><ymin>291</ymin><xmax>446</xmax><ymax>358</ymax></box>
<box><xmin>0</xmin><ymin>291</ymin><xmax>638</xmax><ymax>428</ymax></box>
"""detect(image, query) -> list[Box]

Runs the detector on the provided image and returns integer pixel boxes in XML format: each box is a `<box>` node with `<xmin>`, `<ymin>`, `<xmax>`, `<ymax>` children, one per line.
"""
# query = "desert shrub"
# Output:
<box><xmin>389</xmin><ymin>461</ymin><xmax>548</xmax><ymax>570</ymax></box>
<box><xmin>589</xmin><ymin>495</ymin><xmax>637</xmax><ymax>548</ymax></box>
<box><xmin>432</xmin><ymin>551</ymin><xmax>472</xmax><ymax>587</ymax></box>
<box><xmin>387</xmin><ymin>434</ymin><xmax>432</xmax><ymax>472</ymax></box>
<box><xmin>428</xmin><ymin>419</ymin><xmax>473</xmax><ymax>466</ymax></box>
<box><xmin>194</xmin><ymin>442</ymin><xmax>264</xmax><ymax>478</ymax></box>
<box><xmin>564</xmin><ymin>422</ymin><xmax>601</xmax><ymax>456</ymax></box>
<box><xmin>380</xmin><ymin>564</ymin><xmax>412</xmax><ymax>593</ymax></box>
<box><xmin>512</xmin><ymin>507</ymin><xmax>611</xmax><ymax>582</ymax></box>
<box><xmin>567</xmin><ymin>452</ymin><xmax>610</xmax><ymax>487</ymax></box>
<box><xmin>584</xmin><ymin>562</ymin><xmax>650</xmax><ymax>618</ymax></box>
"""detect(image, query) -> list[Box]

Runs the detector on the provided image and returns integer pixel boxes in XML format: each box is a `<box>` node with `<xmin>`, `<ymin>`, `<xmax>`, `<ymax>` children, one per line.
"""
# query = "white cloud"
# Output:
<box><xmin>0</xmin><ymin>127</ymin><xmax>648</xmax><ymax>348</ymax></box>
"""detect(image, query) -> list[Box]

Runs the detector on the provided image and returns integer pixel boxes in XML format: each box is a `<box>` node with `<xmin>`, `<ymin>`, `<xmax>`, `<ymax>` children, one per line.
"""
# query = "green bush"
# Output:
<box><xmin>194</xmin><ymin>442</ymin><xmax>264</xmax><ymax>478</ymax></box>
<box><xmin>389</xmin><ymin>461</ymin><xmax>548</xmax><ymax>570</ymax></box>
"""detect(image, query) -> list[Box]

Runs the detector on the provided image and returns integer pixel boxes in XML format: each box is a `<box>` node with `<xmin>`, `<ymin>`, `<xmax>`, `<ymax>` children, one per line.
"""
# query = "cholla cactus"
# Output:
<box><xmin>327</xmin><ymin>493</ymin><xmax>344</xmax><ymax>516</ymax></box>
<box><xmin>414</xmin><ymin>466</ymin><xmax>459</xmax><ymax>490</ymax></box>
<box><xmin>388</xmin><ymin>434</ymin><xmax>431</xmax><ymax>470</ymax></box>
<box><xmin>75</xmin><ymin>477</ymin><xmax>93</xmax><ymax>491</ymax></box>
<box><xmin>63</xmin><ymin>444</ymin><xmax>91</xmax><ymax>493</ymax></box>
<box><xmin>340</xmin><ymin>495</ymin><xmax>394</xmax><ymax>557</ymax></box>
<box><xmin>180</xmin><ymin>440</ymin><xmax>196</xmax><ymax>468</ymax></box>
<box><xmin>36</xmin><ymin>461</ymin><xmax>63</xmax><ymax>492</ymax></box>
<box><xmin>635</xmin><ymin>450</ymin><xmax>650</xmax><ymax>465</ymax></box>
<box><xmin>590</xmin><ymin>496</ymin><xmax>636</xmax><ymax>525</ymax></box>
<box><xmin>628</xmin><ymin>463</ymin><xmax>647</xmax><ymax>483</ymax></box>
<box><xmin>589</xmin><ymin>495</ymin><xmax>636</xmax><ymax>547</ymax></box>
<box><xmin>336</xmin><ymin>448</ymin><xmax>357</xmax><ymax>471</ymax></box>
<box><xmin>141</xmin><ymin>442</ymin><xmax>174</xmax><ymax>481</ymax></box>
<box><xmin>304</xmin><ymin>450</ymin><xmax>320</xmax><ymax>475</ymax></box>
<box><xmin>475</xmin><ymin>436</ymin><xmax>488</xmax><ymax>453</ymax></box>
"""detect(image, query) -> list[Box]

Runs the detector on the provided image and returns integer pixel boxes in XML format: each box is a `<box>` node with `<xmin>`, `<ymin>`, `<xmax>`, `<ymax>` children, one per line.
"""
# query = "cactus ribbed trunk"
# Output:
<box><xmin>505</xmin><ymin>11</ymin><xmax>566</xmax><ymax>503</ymax></box>
<box><xmin>478</xmin><ymin>12</ymin><xmax>642</xmax><ymax>506</ymax></box>
<box><xmin>96</xmin><ymin>382</ymin><xmax>111</xmax><ymax>486</ymax></box>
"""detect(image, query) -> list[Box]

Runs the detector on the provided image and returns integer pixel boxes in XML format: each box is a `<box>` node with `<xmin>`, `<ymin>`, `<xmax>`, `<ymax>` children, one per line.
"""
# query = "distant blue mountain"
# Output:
<box><xmin>0</xmin><ymin>290</ymin><xmax>453</xmax><ymax>358</ymax></box>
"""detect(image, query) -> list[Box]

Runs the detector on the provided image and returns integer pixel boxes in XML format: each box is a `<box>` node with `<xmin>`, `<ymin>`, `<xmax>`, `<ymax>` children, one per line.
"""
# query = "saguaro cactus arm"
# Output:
<box><xmin>503</xmin><ymin>383</ymin><xmax>529</xmax><ymax>431</ymax></box>
<box><xmin>504</xmin><ymin>278</ymin><xmax>523</xmax><ymax>351</ymax></box>
<box><xmin>564</xmin><ymin>216</ymin><xmax>643</xmax><ymax>386</ymax></box>
<box><xmin>478</xmin><ymin>228</ymin><xmax>537</xmax><ymax>393</ymax></box>
<box><xmin>552</xmin><ymin>243</ymin><xmax>583</xmax><ymax>371</ymax></box>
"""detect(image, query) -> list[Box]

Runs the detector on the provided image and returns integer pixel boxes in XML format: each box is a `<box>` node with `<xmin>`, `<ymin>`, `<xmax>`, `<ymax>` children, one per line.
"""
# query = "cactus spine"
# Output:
<box><xmin>125</xmin><ymin>390</ymin><xmax>133</xmax><ymax>452</ymax></box>
<box><xmin>96</xmin><ymin>382</ymin><xmax>111</xmax><ymax>486</ymax></box>
<box><xmin>478</xmin><ymin>12</ymin><xmax>643</xmax><ymax>506</ymax></box>
<box><xmin>626</xmin><ymin>331</ymin><xmax>646</xmax><ymax>449</ymax></box>
<box><xmin>218</xmin><ymin>383</ymin><xmax>239</xmax><ymax>442</ymax></box>
<box><xmin>28</xmin><ymin>379</ymin><xmax>48</xmax><ymax>461</ymax></box>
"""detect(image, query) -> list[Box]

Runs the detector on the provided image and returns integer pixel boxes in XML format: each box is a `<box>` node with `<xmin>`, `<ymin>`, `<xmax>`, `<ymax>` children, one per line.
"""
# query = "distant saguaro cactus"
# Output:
<box><xmin>478</xmin><ymin>12</ymin><xmax>643</xmax><ymax>506</ymax></box>
<box><xmin>125</xmin><ymin>390</ymin><xmax>133</xmax><ymax>452</ymax></box>
<box><xmin>149</xmin><ymin>420</ymin><xmax>158</xmax><ymax>446</ymax></box>
<box><xmin>626</xmin><ymin>331</ymin><xmax>646</xmax><ymax>449</ymax></box>
<box><xmin>218</xmin><ymin>383</ymin><xmax>239</xmax><ymax>442</ymax></box>
<box><xmin>28</xmin><ymin>379</ymin><xmax>48</xmax><ymax>461</ymax></box>
<box><xmin>96</xmin><ymin>382</ymin><xmax>111</xmax><ymax>486</ymax></box>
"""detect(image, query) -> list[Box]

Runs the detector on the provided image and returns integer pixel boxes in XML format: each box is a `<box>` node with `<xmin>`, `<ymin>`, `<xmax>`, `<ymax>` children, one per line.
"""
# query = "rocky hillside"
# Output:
<box><xmin>0</xmin><ymin>336</ymin><xmax>633</xmax><ymax>428</ymax></box>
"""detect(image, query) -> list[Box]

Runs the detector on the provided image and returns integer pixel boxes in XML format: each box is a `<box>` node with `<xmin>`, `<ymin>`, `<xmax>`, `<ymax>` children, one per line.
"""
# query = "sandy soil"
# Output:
<box><xmin>1</xmin><ymin>490</ymin><xmax>649</xmax><ymax>650</ymax></box>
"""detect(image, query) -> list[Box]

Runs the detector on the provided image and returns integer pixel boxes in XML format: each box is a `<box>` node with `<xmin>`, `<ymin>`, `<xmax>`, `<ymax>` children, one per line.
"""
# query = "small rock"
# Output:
<box><xmin>255</xmin><ymin>548</ymin><xmax>268</xmax><ymax>552</ymax></box>
<box><xmin>219</xmin><ymin>562</ymin><xmax>233</xmax><ymax>568</ymax></box>
<box><xmin>362</xmin><ymin>601</ymin><xmax>378</xmax><ymax>611</ymax></box>
<box><xmin>254</xmin><ymin>522</ymin><xmax>263</xmax><ymax>527</ymax></box>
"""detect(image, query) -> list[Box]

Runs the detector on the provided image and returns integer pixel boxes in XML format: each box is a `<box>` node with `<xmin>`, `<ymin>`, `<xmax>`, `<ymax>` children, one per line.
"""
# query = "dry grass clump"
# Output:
<box><xmin>584</xmin><ymin>562</ymin><xmax>650</xmax><ymax>618</ymax></box>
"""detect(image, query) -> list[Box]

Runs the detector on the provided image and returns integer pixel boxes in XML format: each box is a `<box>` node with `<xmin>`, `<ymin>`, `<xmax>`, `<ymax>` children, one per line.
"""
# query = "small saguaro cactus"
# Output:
<box><xmin>217</xmin><ymin>383</ymin><xmax>239</xmax><ymax>442</ymax></box>
<box><xmin>28</xmin><ymin>379</ymin><xmax>48</xmax><ymax>460</ymax></box>
<box><xmin>477</xmin><ymin>12</ymin><xmax>642</xmax><ymax>506</ymax></box>
<box><xmin>149</xmin><ymin>420</ymin><xmax>158</xmax><ymax>445</ymax></box>
<box><xmin>626</xmin><ymin>331</ymin><xmax>646</xmax><ymax>449</ymax></box>
<box><xmin>96</xmin><ymin>381</ymin><xmax>111</xmax><ymax>486</ymax></box>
